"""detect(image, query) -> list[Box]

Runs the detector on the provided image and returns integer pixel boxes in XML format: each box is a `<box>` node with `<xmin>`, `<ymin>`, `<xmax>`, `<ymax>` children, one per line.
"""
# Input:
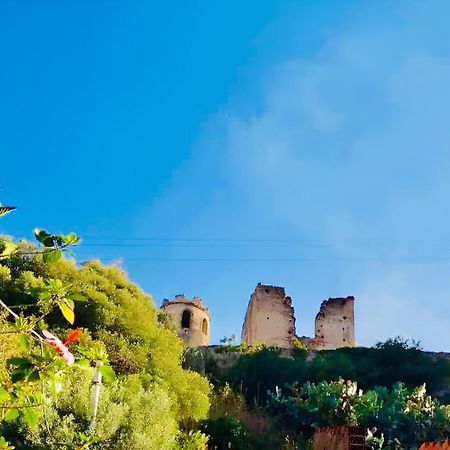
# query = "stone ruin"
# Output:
<box><xmin>301</xmin><ymin>296</ymin><xmax>356</xmax><ymax>350</ymax></box>
<box><xmin>241</xmin><ymin>284</ymin><xmax>296</xmax><ymax>348</ymax></box>
<box><xmin>161</xmin><ymin>294</ymin><xmax>210</xmax><ymax>347</ymax></box>
<box><xmin>241</xmin><ymin>284</ymin><xmax>356</xmax><ymax>350</ymax></box>
<box><xmin>161</xmin><ymin>284</ymin><xmax>356</xmax><ymax>350</ymax></box>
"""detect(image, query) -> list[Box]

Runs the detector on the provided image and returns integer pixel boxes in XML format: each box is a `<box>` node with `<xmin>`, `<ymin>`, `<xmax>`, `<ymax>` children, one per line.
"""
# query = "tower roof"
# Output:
<box><xmin>161</xmin><ymin>294</ymin><xmax>209</xmax><ymax>314</ymax></box>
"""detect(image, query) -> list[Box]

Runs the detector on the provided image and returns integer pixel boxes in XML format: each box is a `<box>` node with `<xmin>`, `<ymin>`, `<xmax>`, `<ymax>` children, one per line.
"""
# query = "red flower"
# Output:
<box><xmin>42</xmin><ymin>329</ymin><xmax>81</xmax><ymax>366</ymax></box>
<box><xmin>63</xmin><ymin>328</ymin><xmax>81</xmax><ymax>346</ymax></box>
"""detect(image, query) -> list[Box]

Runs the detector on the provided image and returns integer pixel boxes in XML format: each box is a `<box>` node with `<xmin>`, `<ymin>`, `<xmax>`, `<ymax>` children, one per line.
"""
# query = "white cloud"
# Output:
<box><xmin>138</xmin><ymin>1</ymin><xmax>450</xmax><ymax>349</ymax></box>
<box><xmin>217</xmin><ymin>3</ymin><xmax>450</xmax><ymax>350</ymax></box>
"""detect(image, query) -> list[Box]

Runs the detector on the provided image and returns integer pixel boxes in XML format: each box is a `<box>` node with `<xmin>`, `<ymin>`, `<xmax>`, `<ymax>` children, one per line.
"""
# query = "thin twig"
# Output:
<box><xmin>0</xmin><ymin>298</ymin><xmax>43</xmax><ymax>342</ymax></box>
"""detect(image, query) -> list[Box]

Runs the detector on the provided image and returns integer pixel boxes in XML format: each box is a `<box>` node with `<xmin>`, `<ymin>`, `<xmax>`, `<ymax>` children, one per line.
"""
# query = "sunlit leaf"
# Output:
<box><xmin>18</xmin><ymin>335</ymin><xmax>32</xmax><ymax>352</ymax></box>
<box><xmin>63</xmin><ymin>233</ymin><xmax>80</xmax><ymax>246</ymax></box>
<box><xmin>75</xmin><ymin>358</ymin><xmax>90</xmax><ymax>367</ymax></box>
<box><xmin>21</xmin><ymin>407</ymin><xmax>38</xmax><ymax>428</ymax></box>
<box><xmin>69</xmin><ymin>293</ymin><xmax>86</xmax><ymax>302</ymax></box>
<box><xmin>98</xmin><ymin>364</ymin><xmax>116</xmax><ymax>383</ymax></box>
<box><xmin>0</xmin><ymin>386</ymin><xmax>9</xmax><ymax>402</ymax></box>
<box><xmin>0</xmin><ymin>436</ymin><xmax>15</xmax><ymax>450</ymax></box>
<box><xmin>34</xmin><ymin>228</ymin><xmax>54</xmax><ymax>247</ymax></box>
<box><xmin>4</xmin><ymin>408</ymin><xmax>19</xmax><ymax>422</ymax></box>
<box><xmin>42</xmin><ymin>249</ymin><xmax>62</xmax><ymax>263</ymax></box>
<box><xmin>58</xmin><ymin>302</ymin><xmax>75</xmax><ymax>324</ymax></box>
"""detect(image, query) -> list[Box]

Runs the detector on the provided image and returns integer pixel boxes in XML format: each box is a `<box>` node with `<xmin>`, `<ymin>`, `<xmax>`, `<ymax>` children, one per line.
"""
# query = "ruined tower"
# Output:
<box><xmin>301</xmin><ymin>296</ymin><xmax>356</xmax><ymax>350</ymax></box>
<box><xmin>161</xmin><ymin>294</ymin><xmax>210</xmax><ymax>347</ymax></box>
<box><xmin>242</xmin><ymin>284</ymin><xmax>296</xmax><ymax>348</ymax></box>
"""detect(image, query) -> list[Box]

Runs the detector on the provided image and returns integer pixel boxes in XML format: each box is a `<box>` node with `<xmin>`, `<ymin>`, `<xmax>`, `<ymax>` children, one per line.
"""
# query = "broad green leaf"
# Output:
<box><xmin>58</xmin><ymin>302</ymin><xmax>75</xmax><ymax>324</ymax></box>
<box><xmin>75</xmin><ymin>358</ymin><xmax>90</xmax><ymax>367</ymax></box>
<box><xmin>42</xmin><ymin>249</ymin><xmax>62</xmax><ymax>263</ymax></box>
<box><xmin>27</xmin><ymin>371</ymin><xmax>40</xmax><ymax>382</ymax></box>
<box><xmin>10</xmin><ymin>369</ymin><xmax>29</xmax><ymax>383</ymax></box>
<box><xmin>98</xmin><ymin>365</ymin><xmax>116</xmax><ymax>383</ymax></box>
<box><xmin>0</xmin><ymin>386</ymin><xmax>9</xmax><ymax>402</ymax></box>
<box><xmin>18</xmin><ymin>335</ymin><xmax>32</xmax><ymax>352</ymax></box>
<box><xmin>47</xmin><ymin>376</ymin><xmax>62</xmax><ymax>395</ymax></box>
<box><xmin>4</xmin><ymin>409</ymin><xmax>19</xmax><ymax>422</ymax></box>
<box><xmin>63</xmin><ymin>233</ymin><xmax>80</xmax><ymax>246</ymax></box>
<box><xmin>7</xmin><ymin>357</ymin><xmax>32</xmax><ymax>369</ymax></box>
<box><xmin>21</xmin><ymin>407</ymin><xmax>38</xmax><ymax>428</ymax></box>
<box><xmin>69</xmin><ymin>293</ymin><xmax>86</xmax><ymax>302</ymax></box>
<box><xmin>34</xmin><ymin>229</ymin><xmax>53</xmax><ymax>247</ymax></box>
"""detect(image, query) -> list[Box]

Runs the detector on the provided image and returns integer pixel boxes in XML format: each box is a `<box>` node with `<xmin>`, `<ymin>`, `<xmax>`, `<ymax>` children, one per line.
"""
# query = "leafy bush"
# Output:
<box><xmin>215</xmin><ymin>338</ymin><xmax>450</xmax><ymax>407</ymax></box>
<box><xmin>0</xmin><ymin>231</ymin><xmax>211</xmax><ymax>448</ymax></box>
<box><xmin>267</xmin><ymin>379</ymin><xmax>450</xmax><ymax>448</ymax></box>
<box><xmin>200</xmin><ymin>416</ymin><xmax>249</xmax><ymax>450</ymax></box>
<box><xmin>177</xmin><ymin>430</ymin><xmax>209</xmax><ymax>450</ymax></box>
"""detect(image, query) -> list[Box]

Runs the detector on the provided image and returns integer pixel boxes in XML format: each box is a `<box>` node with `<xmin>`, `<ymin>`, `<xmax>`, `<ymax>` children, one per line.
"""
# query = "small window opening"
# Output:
<box><xmin>343</xmin><ymin>316</ymin><xmax>347</xmax><ymax>320</ymax></box>
<box><xmin>267</xmin><ymin>317</ymin><xmax>270</xmax><ymax>320</ymax></box>
<box><xmin>288</xmin><ymin>330</ymin><xmax>292</xmax><ymax>335</ymax></box>
<box><xmin>343</xmin><ymin>338</ymin><xmax>346</xmax><ymax>342</ymax></box>
<box><xmin>181</xmin><ymin>309</ymin><xmax>192</xmax><ymax>329</ymax></box>
<box><xmin>201</xmin><ymin>318</ymin><xmax>208</xmax><ymax>335</ymax></box>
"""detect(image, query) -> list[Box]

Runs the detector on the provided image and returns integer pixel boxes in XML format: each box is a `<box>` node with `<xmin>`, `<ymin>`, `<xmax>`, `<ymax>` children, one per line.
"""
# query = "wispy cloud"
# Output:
<box><xmin>219</xmin><ymin>2</ymin><xmax>450</xmax><ymax>350</ymax></box>
<box><xmin>138</xmin><ymin>1</ymin><xmax>450</xmax><ymax>349</ymax></box>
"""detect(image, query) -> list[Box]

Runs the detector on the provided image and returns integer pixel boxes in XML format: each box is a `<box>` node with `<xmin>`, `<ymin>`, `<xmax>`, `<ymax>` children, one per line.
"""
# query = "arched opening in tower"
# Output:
<box><xmin>201</xmin><ymin>318</ymin><xmax>208</xmax><ymax>335</ymax></box>
<box><xmin>181</xmin><ymin>309</ymin><xmax>192</xmax><ymax>329</ymax></box>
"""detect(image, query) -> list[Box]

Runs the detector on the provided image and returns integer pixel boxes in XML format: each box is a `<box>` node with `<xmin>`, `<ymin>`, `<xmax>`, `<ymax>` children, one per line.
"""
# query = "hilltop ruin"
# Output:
<box><xmin>162</xmin><ymin>284</ymin><xmax>356</xmax><ymax>350</ymax></box>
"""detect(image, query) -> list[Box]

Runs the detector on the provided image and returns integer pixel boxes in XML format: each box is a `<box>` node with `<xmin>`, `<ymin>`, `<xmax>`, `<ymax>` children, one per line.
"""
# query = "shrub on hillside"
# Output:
<box><xmin>0</xmin><ymin>242</ymin><xmax>211</xmax><ymax>448</ymax></box>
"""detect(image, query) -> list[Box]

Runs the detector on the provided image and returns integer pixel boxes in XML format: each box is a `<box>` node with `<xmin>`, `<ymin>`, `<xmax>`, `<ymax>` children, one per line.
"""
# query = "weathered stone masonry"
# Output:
<box><xmin>161</xmin><ymin>294</ymin><xmax>210</xmax><ymax>347</ymax></box>
<box><xmin>162</xmin><ymin>285</ymin><xmax>356</xmax><ymax>351</ymax></box>
<box><xmin>241</xmin><ymin>284</ymin><xmax>296</xmax><ymax>348</ymax></box>
<box><xmin>300</xmin><ymin>296</ymin><xmax>356</xmax><ymax>350</ymax></box>
<box><xmin>241</xmin><ymin>285</ymin><xmax>356</xmax><ymax>350</ymax></box>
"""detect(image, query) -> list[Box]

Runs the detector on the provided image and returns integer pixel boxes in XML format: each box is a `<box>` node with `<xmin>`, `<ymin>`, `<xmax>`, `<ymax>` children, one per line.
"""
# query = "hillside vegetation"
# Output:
<box><xmin>1</xmin><ymin>222</ymin><xmax>449</xmax><ymax>449</ymax></box>
<box><xmin>0</xmin><ymin>236</ymin><xmax>210</xmax><ymax>449</ymax></box>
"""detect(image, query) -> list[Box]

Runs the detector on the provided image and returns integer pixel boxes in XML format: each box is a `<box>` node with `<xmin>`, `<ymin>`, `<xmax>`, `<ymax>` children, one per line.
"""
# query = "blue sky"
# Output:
<box><xmin>1</xmin><ymin>1</ymin><xmax>450</xmax><ymax>350</ymax></box>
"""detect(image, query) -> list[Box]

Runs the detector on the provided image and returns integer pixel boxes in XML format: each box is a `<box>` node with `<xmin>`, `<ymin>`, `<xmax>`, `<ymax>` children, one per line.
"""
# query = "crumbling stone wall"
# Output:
<box><xmin>302</xmin><ymin>297</ymin><xmax>356</xmax><ymax>350</ymax></box>
<box><xmin>241</xmin><ymin>284</ymin><xmax>296</xmax><ymax>348</ymax></box>
<box><xmin>161</xmin><ymin>294</ymin><xmax>210</xmax><ymax>347</ymax></box>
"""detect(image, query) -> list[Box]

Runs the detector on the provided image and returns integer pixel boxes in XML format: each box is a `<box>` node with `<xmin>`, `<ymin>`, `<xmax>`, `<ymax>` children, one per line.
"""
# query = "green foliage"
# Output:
<box><xmin>216</xmin><ymin>338</ymin><xmax>450</xmax><ymax>409</ymax></box>
<box><xmin>17</xmin><ymin>367</ymin><xmax>180</xmax><ymax>449</ymax></box>
<box><xmin>0</xmin><ymin>256</ymin><xmax>211</xmax><ymax>423</ymax></box>
<box><xmin>307</xmin><ymin>337</ymin><xmax>450</xmax><ymax>395</ymax></box>
<box><xmin>267</xmin><ymin>379</ymin><xmax>450</xmax><ymax>448</ymax></box>
<box><xmin>200</xmin><ymin>416</ymin><xmax>249</xmax><ymax>450</ymax></box>
<box><xmin>0</xmin><ymin>217</ymin><xmax>211</xmax><ymax>448</ymax></box>
<box><xmin>292</xmin><ymin>338</ymin><xmax>308</xmax><ymax>356</ymax></box>
<box><xmin>177</xmin><ymin>430</ymin><xmax>209</xmax><ymax>450</ymax></box>
<box><xmin>224</xmin><ymin>347</ymin><xmax>308</xmax><ymax>405</ymax></box>
<box><xmin>0</xmin><ymin>436</ymin><xmax>14</xmax><ymax>450</ymax></box>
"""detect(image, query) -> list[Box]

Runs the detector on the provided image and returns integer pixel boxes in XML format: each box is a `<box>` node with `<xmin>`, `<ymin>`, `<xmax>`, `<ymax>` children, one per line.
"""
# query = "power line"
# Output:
<box><xmin>73</xmin><ymin>255</ymin><xmax>450</xmax><ymax>263</ymax></box>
